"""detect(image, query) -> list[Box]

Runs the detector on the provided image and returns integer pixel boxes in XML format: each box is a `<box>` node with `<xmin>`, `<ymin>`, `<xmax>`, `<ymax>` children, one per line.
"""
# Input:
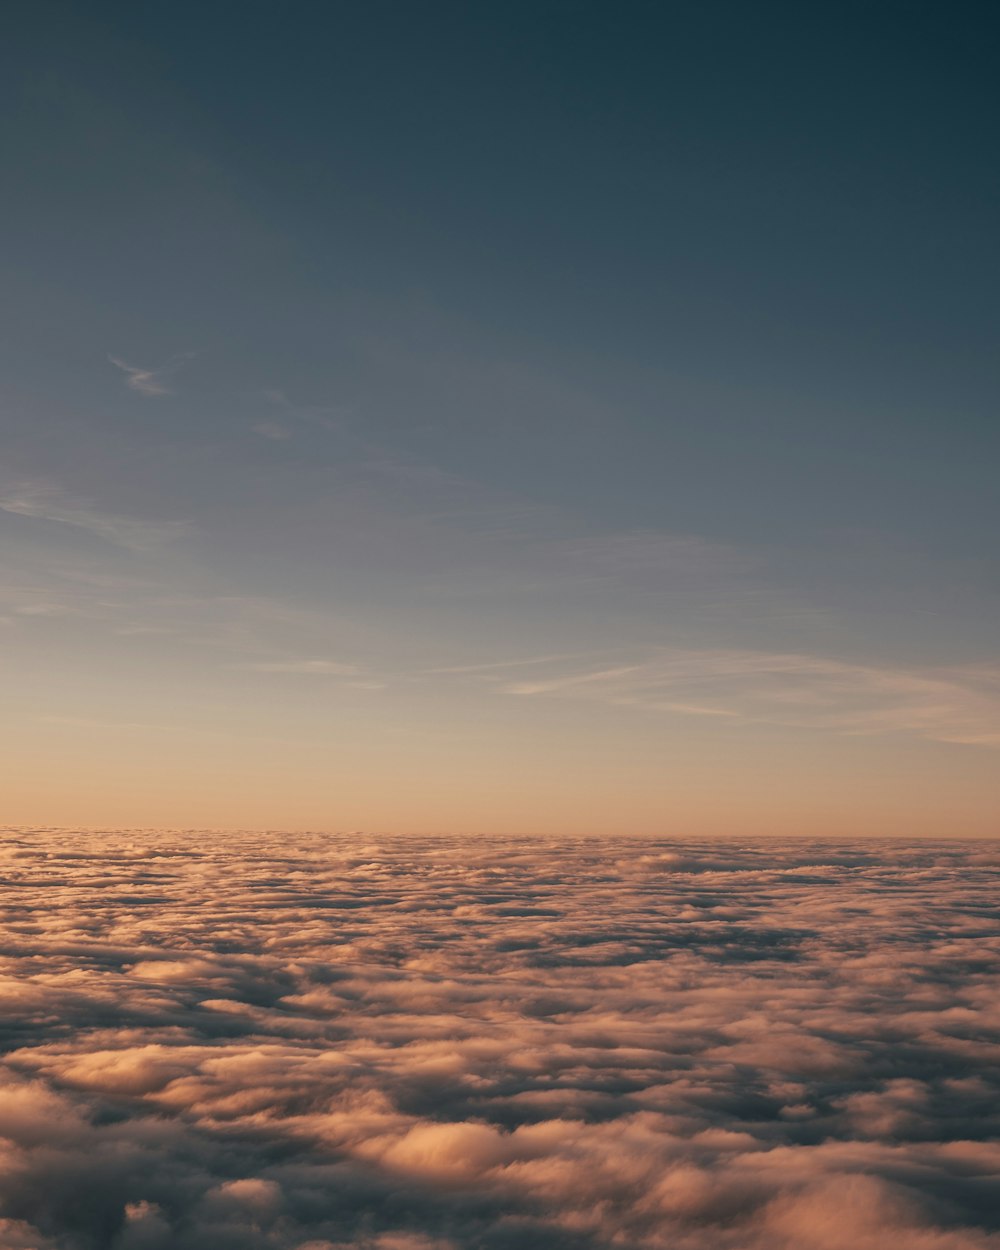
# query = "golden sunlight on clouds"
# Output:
<box><xmin>0</xmin><ymin>831</ymin><xmax>998</xmax><ymax>1249</ymax></box>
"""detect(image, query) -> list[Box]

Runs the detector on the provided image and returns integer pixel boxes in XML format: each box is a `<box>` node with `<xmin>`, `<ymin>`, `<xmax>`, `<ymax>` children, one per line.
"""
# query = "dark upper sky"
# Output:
<box><xmin>2</xmin><ymin>2</ymin><xmax>998</xmax><ymax>831</ymax></box>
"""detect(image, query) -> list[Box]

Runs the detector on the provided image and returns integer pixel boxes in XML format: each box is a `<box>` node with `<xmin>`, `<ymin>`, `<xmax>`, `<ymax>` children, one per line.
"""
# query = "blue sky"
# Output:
<box><xmin>2</xmin><ymin>2</ymin><xmax>998</xmax><ymax>832</ymax></box>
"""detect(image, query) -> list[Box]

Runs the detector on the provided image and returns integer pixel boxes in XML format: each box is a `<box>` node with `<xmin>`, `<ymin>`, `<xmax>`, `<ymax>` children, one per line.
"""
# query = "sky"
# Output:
<box><xmin>2</xmin><ymin>1</ymin><xmax>998</xmax><ymax>834</ymax></box>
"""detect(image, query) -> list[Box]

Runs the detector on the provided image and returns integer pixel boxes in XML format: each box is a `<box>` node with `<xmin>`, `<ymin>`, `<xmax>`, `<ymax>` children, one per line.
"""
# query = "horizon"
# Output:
<box><xmin>6</xmin><ymin>825</ymin><xmax>1000</xmax><ymax>842</ymax></box>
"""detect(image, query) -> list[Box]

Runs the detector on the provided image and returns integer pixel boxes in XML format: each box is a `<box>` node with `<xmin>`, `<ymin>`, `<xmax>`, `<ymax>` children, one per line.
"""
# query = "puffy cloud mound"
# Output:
<box><xmin>0</xmin><ymin>831</ymin><xmax>997</xmax><ymax>1249</ymax></box>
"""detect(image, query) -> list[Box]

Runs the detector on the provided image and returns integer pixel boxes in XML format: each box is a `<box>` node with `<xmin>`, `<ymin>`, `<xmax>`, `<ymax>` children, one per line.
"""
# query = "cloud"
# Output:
<box><xmin>501</xmin><ymin>648</ymin><xmax>1000</xmax><ymax>747</ymax></box>
<box><xmin>0</xmin><ymin>481</ymin><xmax>189</xmax><ymax>550</ymax></box>
<box><xmin>108</xmin><ymin>352</ymin><xmax>195</xmax><ymax>397</ymax></box>
<box><xmin>237</xmin><ymin>659</ymin><xmax>361</xmax><ymax>675</ymax></box>
<box><xmin>251</xmin><ymin>421</ymin><xmax>292</xmax><ymax>441</ymax></box>
<box><xmin>425</xmin><ymin>653</ymin><xmax>589</xmax><ymax>675</ymax></box>
<box><xmin>0</xmin><ymin>832</ymin><xmax>997</xmax><ymax>1248</ymax></box>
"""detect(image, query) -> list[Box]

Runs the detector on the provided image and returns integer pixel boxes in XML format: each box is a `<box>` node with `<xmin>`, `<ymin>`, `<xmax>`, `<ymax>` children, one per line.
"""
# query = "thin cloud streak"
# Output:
<box><xmin>426</xmin><ymin>652</ymin><xmax>590</xmax><ymax>675</ymax></box>
<box><xmin>0</xmin><ymin>481</ymin><xmax>190</xmax><ymax>551</ymax></box>
<box><xmin>237</xmin><ymin>659</ymin><xmax>361</xmax><ymax>675</ymax></box>
<box><xmin>251</xmin><ymin>420</ymin><xmax>292</xmax><ymax>441</ymax></box>
<box><xmin>502</xmin><ymin>648</ymin><xmax>1000</xmax><ymax>747</ymax></box>
<box><xmin>108</xmin><ymin>352</ymin><xmax>195</xmax><ymax>396</ymax></box>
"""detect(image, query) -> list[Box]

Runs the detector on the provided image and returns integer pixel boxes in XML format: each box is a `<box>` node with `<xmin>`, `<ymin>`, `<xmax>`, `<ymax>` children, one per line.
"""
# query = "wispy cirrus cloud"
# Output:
<box><xmin>237</xmin><ymin>659</ymin><xmax>361</xmax><ymax>675</ymax></box>
<box><xmin>251</xmin><ymin>420</ymin><xmax>292</xmax><ymax>441</ymax></box>
<box><xmin>499</xmin><ymin>648</ymin><xmax>1000</xmax><ymax>747</ymax></box>
<box><xmin>0</xmin><ymin>481</ymin><xmax>189</xmax><ymax>551</ymax></box>
<box><xmin>426</xmin><ymin>652</ymin><xmax>590</xmax><ymax>675</ymax></box>
<box><xmin>108</xmin><ymin>351</ymin><xmax>195</xmax><ymax>396</ymax></box>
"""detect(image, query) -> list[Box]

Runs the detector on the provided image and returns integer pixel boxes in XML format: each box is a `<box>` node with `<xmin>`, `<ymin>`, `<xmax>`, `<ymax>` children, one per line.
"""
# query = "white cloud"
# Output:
<box><xmin>108</xmin><ymin>352</ymin><xmax>195</xmax><ymax>396</ymax></box>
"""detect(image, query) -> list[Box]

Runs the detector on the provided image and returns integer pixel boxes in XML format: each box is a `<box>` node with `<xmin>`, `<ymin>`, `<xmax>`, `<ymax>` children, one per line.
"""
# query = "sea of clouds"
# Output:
<box><xmin>0</xmin><ymin>831</ymin><xmax>997</xmax><ymax>1250</ymax></box>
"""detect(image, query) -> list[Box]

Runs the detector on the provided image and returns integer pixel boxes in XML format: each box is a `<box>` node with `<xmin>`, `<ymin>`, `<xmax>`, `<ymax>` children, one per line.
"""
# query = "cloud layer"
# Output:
<box><xmin>0</xmin><ymin>832</ymin><xmax>998</xmax><ymax>1249</ymax></box>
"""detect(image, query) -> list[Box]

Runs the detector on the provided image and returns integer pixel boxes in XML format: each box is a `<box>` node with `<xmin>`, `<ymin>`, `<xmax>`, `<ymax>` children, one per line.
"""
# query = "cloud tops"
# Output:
<box><xmin>0</xmin><ymin>831</ymin><xmax>997</xmax><ymax>1248</ymax></box>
